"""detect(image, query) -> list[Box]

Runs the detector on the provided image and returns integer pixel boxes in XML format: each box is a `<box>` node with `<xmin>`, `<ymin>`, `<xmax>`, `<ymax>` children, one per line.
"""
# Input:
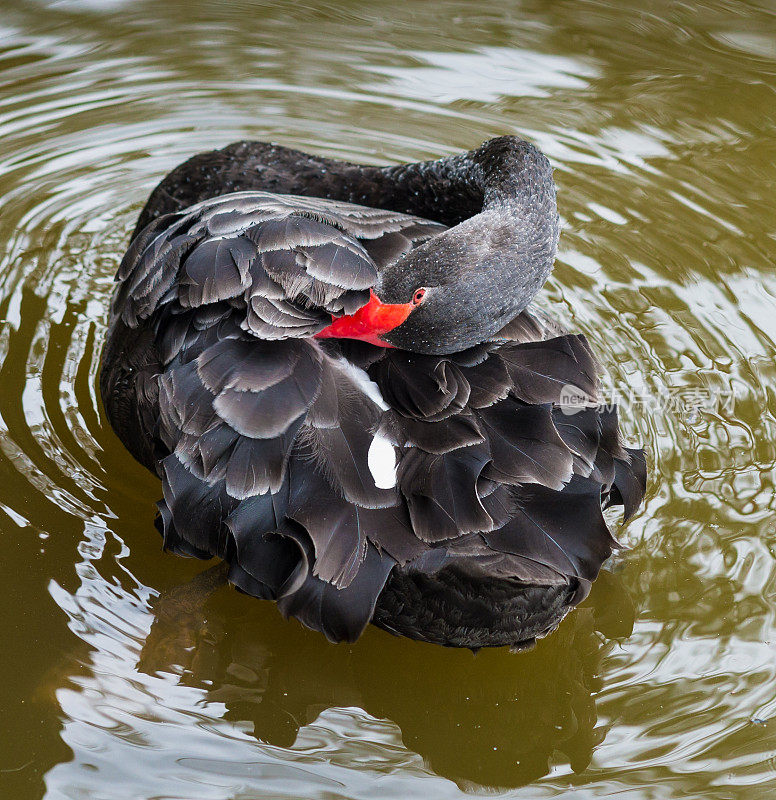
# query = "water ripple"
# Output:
<box><xmin>2</xmin><ymin>1</ymin><xmax>776</xmax><ymax>798</ymax></box>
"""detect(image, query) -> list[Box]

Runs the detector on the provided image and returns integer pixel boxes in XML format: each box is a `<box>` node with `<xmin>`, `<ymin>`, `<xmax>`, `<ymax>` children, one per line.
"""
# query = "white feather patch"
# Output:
<box><xmin>336</xmin><ymin>358</ymin><xmax>395</xmax><ymax>486</ymax></box>
<box><xmin>368</xmin><ymin>431</ymin><xmax>398</xmax><ymax>489</ymax></box>
<box><xmin>337</xmin><ymin>358</ymin><xmax>389</xmax><ymax>410</ymax></box>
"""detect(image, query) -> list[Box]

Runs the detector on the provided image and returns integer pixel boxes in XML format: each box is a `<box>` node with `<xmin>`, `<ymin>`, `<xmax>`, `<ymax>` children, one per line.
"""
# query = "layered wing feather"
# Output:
<box><xmin>105</xmin><ymin>191</ymin><xmax>646</xmax><ymax>643</ymax></box>
<box><xmin>367</xmin><ymin>316</ymin><xmax>645</xmax><ymax>603</ymax></box>
<box><xmin>107</xmin><ymin>192</ymin><xmax>445</xmax><ymax>641</ymax></box>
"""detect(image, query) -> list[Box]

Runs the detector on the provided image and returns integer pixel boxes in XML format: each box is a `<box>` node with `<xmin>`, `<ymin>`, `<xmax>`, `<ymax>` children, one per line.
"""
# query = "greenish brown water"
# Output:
<box><xmin>2</xmin><ymin>1</ymin><xmax>776</xmax><ymax>797</ymax></box>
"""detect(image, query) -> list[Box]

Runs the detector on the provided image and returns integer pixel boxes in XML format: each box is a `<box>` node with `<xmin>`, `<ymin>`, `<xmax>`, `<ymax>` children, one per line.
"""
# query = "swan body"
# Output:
<box><xmin>101</xmin><ymin>137</ymin><xmax>646</xmax><ymax>647</ymax></box>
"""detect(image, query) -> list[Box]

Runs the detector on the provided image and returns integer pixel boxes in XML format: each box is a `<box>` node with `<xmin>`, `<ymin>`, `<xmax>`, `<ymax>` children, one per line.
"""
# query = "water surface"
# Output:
<box><xmin>2</xmin><ymin>1</ymin><xmax>776</xmax><ymax>797</ymax></box>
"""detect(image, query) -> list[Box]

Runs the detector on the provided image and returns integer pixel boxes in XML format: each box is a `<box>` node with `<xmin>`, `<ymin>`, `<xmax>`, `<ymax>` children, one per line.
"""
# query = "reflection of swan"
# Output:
<box><xmin>101</xmin><ymin>137</ymin><xmax>646</xmax><ymax>648</ymax></box>
<box><xmin>138</xmin><ymin>566</ymin><xmax>635</xmax><ymax>790</ymax></box>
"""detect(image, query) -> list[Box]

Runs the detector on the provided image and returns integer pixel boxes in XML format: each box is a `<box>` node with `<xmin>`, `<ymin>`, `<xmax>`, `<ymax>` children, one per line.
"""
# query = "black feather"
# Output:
<box><xmin>502</xmin><ymin>335</ymin><xmax>599</xmax><ymax>405</ymax></box>
<box><xmin>398</xmin><ymin>444</ymin><xmax>495</xmax><ymax>542</ymax></box>
<box><xmin>378</xmin><ymin>410</ymin><xmax>485</xmax><ymax>455</ymax></box>
<box><xmin>275</xmin><ymin>527</ymin><xmax>396</xmax><ymax>643</ymax></box>
<box><xmin>178</xmin><ymin>235</ymin><xmax>254</xmax><ymax>307</ymax></box>
<box><xmin>159</xmin><ymin>454</ymin><xmax>238</xmax><ymax>555</ymax></box>
<box><xmin>210</xmin><ymin>346</ymin><xmax>321</xmax><ymax>438</ymax></box>
<box><xmin>375</xmin><ymin>353</ymin><xmax>471</xmax><ymax>421</ymax></box>
<box><xmin>304</xmin><ymin>357</ymin><xmax>397</xmax><ymax>509</ymax></box>
<box><xmin>478</xmin><ymin>400</ymin><xmax>574</xmax><ymax>490</ymax></box>
<box><xmin>552</xmin><ymin>405</ymin><xmax>600</xmax><ymax>478</ymax></box>
<box><xmin>458</xmin><ymin>352</ymin><xmax>511</xmax><ymax>408</ymax></box>
<box><xmin>609</xmin><ymin>447</ymin><xmax>648</xmax><ymax>520</ymax></box>
<box><xmin>485</xmin><ymin>475</ymin><xmax>618</xmax><ymax>591</ymax></box>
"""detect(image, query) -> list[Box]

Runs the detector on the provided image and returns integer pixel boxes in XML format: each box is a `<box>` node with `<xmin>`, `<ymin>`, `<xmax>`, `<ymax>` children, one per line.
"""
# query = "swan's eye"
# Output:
<box><xmin>412</xmin><ymin>287</ymin><xmax>427</xmax><ymax>306</ymax></box>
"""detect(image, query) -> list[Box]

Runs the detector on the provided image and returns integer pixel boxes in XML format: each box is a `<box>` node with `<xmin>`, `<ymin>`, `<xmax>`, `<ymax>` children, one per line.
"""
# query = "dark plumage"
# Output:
<box><xmin>101</xmin><ymin>137</ymin><xmax>646</xmax><ymax>647</ymax></box>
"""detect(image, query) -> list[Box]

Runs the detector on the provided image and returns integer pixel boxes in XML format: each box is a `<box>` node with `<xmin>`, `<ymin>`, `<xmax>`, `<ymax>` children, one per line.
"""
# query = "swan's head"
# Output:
<box><xmin>316</xmin><ymin>211</ymin><xmax>557</xmax><ymax>355</ymax></box>
<box><xmin>317</xmin><ymin>140</ymin><xmax>559</xmax><ymax>355</ymax></box>
<box><xmin>378</xmin><ymin>208</ymin><xmax>557</xmax><ymax>354</ymax></box>
<box><xmin>317</xmin><ymin>217</ymin><xmax>555</xmax><ymax>355</ymax></box>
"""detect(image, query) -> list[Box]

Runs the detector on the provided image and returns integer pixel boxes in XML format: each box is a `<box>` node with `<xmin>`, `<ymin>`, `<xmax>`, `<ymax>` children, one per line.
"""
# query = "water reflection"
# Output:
<box><xmin>133</xmin><ymin>568</ymin><xmax>633</xmax><ymax>790</ymax></box>
<box><xmin>43</xmin><ymin>529</ymin><xmax>633</xmax><ymax>795</ymax></box>
<box><xmin>363</xmin><ymin>46</ymin><xmax>599</xmax><ymax>103</ymax></box>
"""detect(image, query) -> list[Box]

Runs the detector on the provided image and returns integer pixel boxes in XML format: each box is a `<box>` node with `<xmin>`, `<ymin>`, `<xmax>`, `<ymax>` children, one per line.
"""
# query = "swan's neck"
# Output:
<box><xmin>381</xmin><ymin>137</ymin><xmax>556</xmax><ymax>226</ymax></box>
<box><xmin>133</xmin><ymin>137</ymin><xmax>556</xmax><ymax>237</ymax></box>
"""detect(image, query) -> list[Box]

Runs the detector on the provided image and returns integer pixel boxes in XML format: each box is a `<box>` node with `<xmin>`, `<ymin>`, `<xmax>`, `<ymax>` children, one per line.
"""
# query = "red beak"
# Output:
<box><xmin>314</xmin><ymin>290</ymin><xmax>414</xmax><ymax>348</ymax></box>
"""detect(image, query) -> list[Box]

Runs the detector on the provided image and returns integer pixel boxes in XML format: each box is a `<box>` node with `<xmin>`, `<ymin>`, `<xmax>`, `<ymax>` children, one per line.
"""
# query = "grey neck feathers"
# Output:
<box><xmin>134</xmin><ymin>136</ymin><xmax>557</xmax><ymax>237</ymax></box>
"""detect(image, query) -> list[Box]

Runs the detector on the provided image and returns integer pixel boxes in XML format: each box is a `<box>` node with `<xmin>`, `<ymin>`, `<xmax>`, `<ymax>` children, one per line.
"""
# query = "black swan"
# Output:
<box><xmin>100</xmin><ymin>136</ymin><xmax>646</xmax><ymax>647</ymax></box>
